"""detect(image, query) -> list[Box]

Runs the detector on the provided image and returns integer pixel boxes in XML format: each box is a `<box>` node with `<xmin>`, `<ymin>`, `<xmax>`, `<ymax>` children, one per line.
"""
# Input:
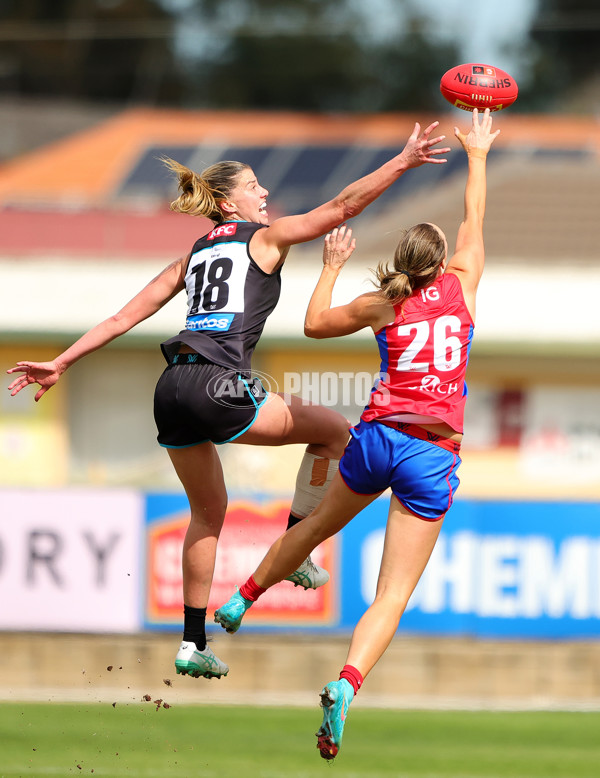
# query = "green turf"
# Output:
<box><xmin>2</xmin><ymin>703</ymin><xmax>600</xmax><ymax>777</ymax></box>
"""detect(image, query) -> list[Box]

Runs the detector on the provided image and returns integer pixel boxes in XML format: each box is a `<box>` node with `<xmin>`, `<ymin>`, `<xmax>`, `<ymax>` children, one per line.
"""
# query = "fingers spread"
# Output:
<box><xmin>422</xmin><ymin>120</ymin><xmax>440</xmax><ymax>137</ymax></box>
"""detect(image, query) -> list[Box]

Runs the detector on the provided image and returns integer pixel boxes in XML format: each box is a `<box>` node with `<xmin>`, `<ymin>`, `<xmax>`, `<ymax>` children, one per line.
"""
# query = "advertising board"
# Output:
<box><xmin>145</xmin><ymin>493</ymin><xmax>337</xmax><ymax>630</ymax></box>
<box><xmin>342</xmin><ymin>497</ymin><xmax>600</xmax><ymax>638</ymax></box>
<box><xmin>0</xmin><ymin>489</ymin><xmax>144</xmax><ymax>632</ymax></box>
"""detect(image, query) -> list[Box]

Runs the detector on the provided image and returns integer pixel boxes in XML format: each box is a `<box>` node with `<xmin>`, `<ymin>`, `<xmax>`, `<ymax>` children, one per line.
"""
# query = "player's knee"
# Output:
<box><xmin>322</xmin><ymin>413</ymin><xmax>351</xmax><ymax>457</ymax></box>
<box><xmin>336</xmin><ymin>414</ymin><xmax>352</xmax><ymax>443</ymax></box>
<box><xmin>189</xmin><ymin>495</ymin><xmax>227</xmax><ymax>526</ymax></box>
<box><xmin>373</xmin><ymin>585</ymin><xmax>411</xmax><ymax>614</ymax></box>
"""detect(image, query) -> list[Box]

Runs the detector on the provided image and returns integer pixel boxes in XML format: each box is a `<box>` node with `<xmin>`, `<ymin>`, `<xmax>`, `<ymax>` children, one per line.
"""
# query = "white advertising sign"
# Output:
<box><xmin>0</xmin><ymin>490</ymin><xmax>144</xmax><ymax>632</ymax></box>
<box><xmin>521</xmin><ymin>388</ymin><xmax>600</xmax><ymax>483</ymax></box>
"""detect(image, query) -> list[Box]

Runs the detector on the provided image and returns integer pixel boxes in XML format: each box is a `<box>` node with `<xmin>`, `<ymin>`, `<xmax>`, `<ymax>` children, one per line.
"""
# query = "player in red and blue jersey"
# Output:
<box><xmin>214</xmin><ymin>108</ymin><xmax>500</xmax><ymax>759</ymax></box>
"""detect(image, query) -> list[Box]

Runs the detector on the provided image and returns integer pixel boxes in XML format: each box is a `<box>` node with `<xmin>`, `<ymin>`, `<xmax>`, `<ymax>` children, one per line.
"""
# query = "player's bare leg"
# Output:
<box><xmin>214</xmin><ymin>475</ymin><xmax>377</xmax><ymax>633</ymax></box>
<box><xmin>168</xmin><ymin>442</ymin><xmax>230</xmax><ymax>679</ymax></box>
<box><xmin>318</xmin><ymin>497</ymin><xmax>444</xmax><ymax>758</ymax></box>
<box><xmin>236</xmin><ymin>392</ymin><xmax>350</xmax><ymax>588</ymax></box>
<box><xmin>346</xmin><ymin>497</ymin><xmax>444</xmax><ymax>675</ymax></box>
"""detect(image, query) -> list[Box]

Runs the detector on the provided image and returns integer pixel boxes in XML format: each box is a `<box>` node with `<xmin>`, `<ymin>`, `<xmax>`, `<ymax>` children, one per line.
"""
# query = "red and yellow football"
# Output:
<box><xmin>440</xmin><ymin>63</ymin><xmax>518</xmax><ymax>112</ymax></box>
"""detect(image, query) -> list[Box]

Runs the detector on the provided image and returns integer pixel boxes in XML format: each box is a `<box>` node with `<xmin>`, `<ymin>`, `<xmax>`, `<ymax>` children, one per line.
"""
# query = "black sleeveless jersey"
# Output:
<box><xmin>161</xmin><ymin>221</ymin><xmax>281</xmax><ymax>374</ymax></box>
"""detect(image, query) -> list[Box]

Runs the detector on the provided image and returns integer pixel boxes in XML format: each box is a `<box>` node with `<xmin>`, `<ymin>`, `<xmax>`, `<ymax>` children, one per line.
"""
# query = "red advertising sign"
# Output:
<box><xmin>146</xmin><ymin>499</ymin><xmax>337</xmax><ymax>628</ymax></box>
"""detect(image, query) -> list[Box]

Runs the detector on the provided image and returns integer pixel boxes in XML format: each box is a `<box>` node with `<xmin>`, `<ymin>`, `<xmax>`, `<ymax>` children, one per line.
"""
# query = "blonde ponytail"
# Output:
<box><xmin>162</xmin><ymin>157</ymin><xmax>249</xmax><ymax>223</ymax></box>
<box><xmin>374</xmin><ymin>262</ymin><xmax>414</xmax><ymax>302</ymax></box>
<box><xmin>374</xmin><ymin>223</ymin><xmax>446</xmax><ymax>304</ymax></box>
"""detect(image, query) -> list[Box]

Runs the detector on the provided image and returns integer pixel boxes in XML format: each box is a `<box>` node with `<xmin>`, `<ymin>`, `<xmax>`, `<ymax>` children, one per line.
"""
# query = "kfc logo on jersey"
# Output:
<box><xmin>411</xmin><ymin>375</ymin><xmax>459</xmax><ymax>395</ymax></box>
<box><xmin>208</xmin><ymin>223</ymin><xmax>238</xmax><ymax>240</ymax></box>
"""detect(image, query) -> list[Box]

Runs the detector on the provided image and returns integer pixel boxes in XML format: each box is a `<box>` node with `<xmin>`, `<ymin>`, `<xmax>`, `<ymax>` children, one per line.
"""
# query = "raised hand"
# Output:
<box><xmin>400</xmin><ymin>121</ymin><xmax>451</xmax><ymax>168</ymax></box>
<box><xmin>322</xmin><ymin>225</ymin><xmax>356</xmax><ymax>271</ymax></box>
<box><xmin>7</xmin><ymin>360</ymin><xmax>64</xmax><ymax>402</ymax></box>
<box><xmin>455</xmin><ymin>108</ymin><xmax>501</xmax><ymax>157</ymax></box>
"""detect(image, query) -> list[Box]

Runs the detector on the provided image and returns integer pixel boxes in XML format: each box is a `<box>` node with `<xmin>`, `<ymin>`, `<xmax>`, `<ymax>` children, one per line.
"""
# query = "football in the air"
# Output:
<box><xmin>440</xmin><ymin>63</ymin><xmax>518</xmax><ymax>112</ymax></box>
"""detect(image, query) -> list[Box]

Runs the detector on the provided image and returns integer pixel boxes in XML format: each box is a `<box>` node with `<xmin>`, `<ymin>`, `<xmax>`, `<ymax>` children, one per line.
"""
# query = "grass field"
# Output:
<box><xmin>2</xmin><ymin>702</ymin><xmax>600</xmax><ymax>778</ymax></box>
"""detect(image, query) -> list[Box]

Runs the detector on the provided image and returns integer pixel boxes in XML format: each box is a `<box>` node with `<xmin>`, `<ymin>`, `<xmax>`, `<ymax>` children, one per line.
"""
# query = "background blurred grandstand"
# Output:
<box><xmin>1</xmin><ymin>0</ymin><xmax>600</xmax><ymax>710</ymax></box>
<box><xmin>1</xmin><ymin>109</ymin><xmax>599</xmax><ymax>497</ymax></box>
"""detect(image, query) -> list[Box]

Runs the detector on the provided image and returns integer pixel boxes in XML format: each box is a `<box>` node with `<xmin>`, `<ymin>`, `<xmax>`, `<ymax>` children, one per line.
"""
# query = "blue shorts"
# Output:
<box><xmin>339</xmin><ymin>420</ymin><xmax>461</xmax><ymax>520</ymax></box>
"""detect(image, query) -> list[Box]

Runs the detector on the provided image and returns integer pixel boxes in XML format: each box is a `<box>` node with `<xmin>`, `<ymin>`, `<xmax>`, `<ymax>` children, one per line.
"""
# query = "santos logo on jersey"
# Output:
<box><xmin>186</xmin><ymin>313</ymin><xmax>235</xmax><ymax>331</ymax></box>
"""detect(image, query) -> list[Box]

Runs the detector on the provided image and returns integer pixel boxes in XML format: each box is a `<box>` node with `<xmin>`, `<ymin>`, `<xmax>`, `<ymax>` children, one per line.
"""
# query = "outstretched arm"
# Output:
<box><xmin>446</xmin><ymin>108</ymin><xmax>500</xmax><ymax>319</ymax></box>
<box><xmin>7</xmin><ymin>257</ymin><xmax>187</xmax><ymax>401</ymax></box>
<box><xmin>304</xmin><ymin>226</ymin><xmax>382</xmax><ymax>339</ymax></box>
<box><xmin>254</xmin><ymin>121</ymin><xmax>451</xmax><ymax>269</ymax></box>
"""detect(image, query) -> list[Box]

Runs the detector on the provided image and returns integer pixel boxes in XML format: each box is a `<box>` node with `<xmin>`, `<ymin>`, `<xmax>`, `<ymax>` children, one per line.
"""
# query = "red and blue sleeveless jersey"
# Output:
<box><xmin>362</xmin><ymin>272</ymin><xmax>474</xmax><ymax>433</ymax></box>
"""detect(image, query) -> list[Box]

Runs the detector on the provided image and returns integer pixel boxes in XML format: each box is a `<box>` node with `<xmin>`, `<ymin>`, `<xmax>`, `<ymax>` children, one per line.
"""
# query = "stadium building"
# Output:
<box><xmin>1</xmin><ymin>107</ymin><xmax>600</xmax><ymax>709</ymax></box>
<box><xmin>1</xmin><ymin>107</ymin><xmax>599</xmax><ymax>498</ymax></box>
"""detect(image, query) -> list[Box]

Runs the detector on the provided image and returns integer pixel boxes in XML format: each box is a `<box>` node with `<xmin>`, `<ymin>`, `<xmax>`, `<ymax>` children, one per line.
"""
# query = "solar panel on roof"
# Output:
<box><xmin>270</xmin><ymin>146</ymin><xmax>370</xmax><ymax>214</ymax></box>
<box><xmin>115</xmin><ymin>140</ymin><xmax>463</xmax><ymax>216</ymax></box>
<box><xmin>280</xmin><ymin>146</ymin><xmax>349</xmax><ymax>186</ymax></box>
<box><xmin>218</xmin><ymin>146</ymin><xmax>272</xmax><ymax>174</ymax></box>
<box><xmin>347</xmin><ymin>146</ymin><xmax>427</xmax><ymax>209</ymax></box>
<box><xmin>119</xmin><ymin>144</ymin><xmax>198</xmax><ymax>196</ymax></box>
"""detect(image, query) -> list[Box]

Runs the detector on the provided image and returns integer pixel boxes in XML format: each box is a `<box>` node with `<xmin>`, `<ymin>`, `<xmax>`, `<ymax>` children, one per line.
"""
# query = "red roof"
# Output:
<box><xmin>2</xmin><ymin>107</ymin><xmax>598</xmax><ymax>208</ymax></box>
<box><xmin>0</xmin><ymin>207</ymin><xmax>211</xmax><ymax>258</ymax></box>
<box><xmin>1</xmin><ymin>107</ymin><xmax>598</xmax><ymax>257</ymax></box>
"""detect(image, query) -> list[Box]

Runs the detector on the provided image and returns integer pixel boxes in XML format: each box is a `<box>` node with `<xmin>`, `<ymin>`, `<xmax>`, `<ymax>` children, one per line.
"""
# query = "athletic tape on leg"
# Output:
<box><xmin>290</xmin><ymin>452</ymin><xmax>339</xmax><ymax>518</ymax></box>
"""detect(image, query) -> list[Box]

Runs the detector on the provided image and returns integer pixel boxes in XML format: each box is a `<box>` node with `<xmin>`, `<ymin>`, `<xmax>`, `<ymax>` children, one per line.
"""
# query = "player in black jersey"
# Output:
<box><xmin>8</xmin><ymin>121</ymin><xmax>450</xmax><ymax>679</ymax></box>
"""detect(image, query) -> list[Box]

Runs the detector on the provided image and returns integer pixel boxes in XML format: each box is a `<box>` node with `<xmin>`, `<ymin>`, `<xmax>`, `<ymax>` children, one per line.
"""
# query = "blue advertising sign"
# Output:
<box><xmin>142</xmin><ymin>492</ymin><xmax>600</xmax><ymax>638</ymax></box>
<box><xmin>340</xmin><ymin>497</ymin><xmax>600</xmax><ymax>638</ymax></box>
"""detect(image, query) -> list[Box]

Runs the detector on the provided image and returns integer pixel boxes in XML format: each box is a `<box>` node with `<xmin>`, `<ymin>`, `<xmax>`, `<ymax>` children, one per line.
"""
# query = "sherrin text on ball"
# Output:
<box><xmin>440</xmin><ymin>63</ymin><xmax>518</xmax><ymax>111</ymax></box>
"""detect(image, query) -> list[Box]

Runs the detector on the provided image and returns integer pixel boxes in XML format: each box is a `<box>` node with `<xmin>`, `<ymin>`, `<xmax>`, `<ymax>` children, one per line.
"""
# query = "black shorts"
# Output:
<box><xmin>154</xmin><ymin>354</ymin><xmax>268</xmax><ymax>448</ymax></box>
